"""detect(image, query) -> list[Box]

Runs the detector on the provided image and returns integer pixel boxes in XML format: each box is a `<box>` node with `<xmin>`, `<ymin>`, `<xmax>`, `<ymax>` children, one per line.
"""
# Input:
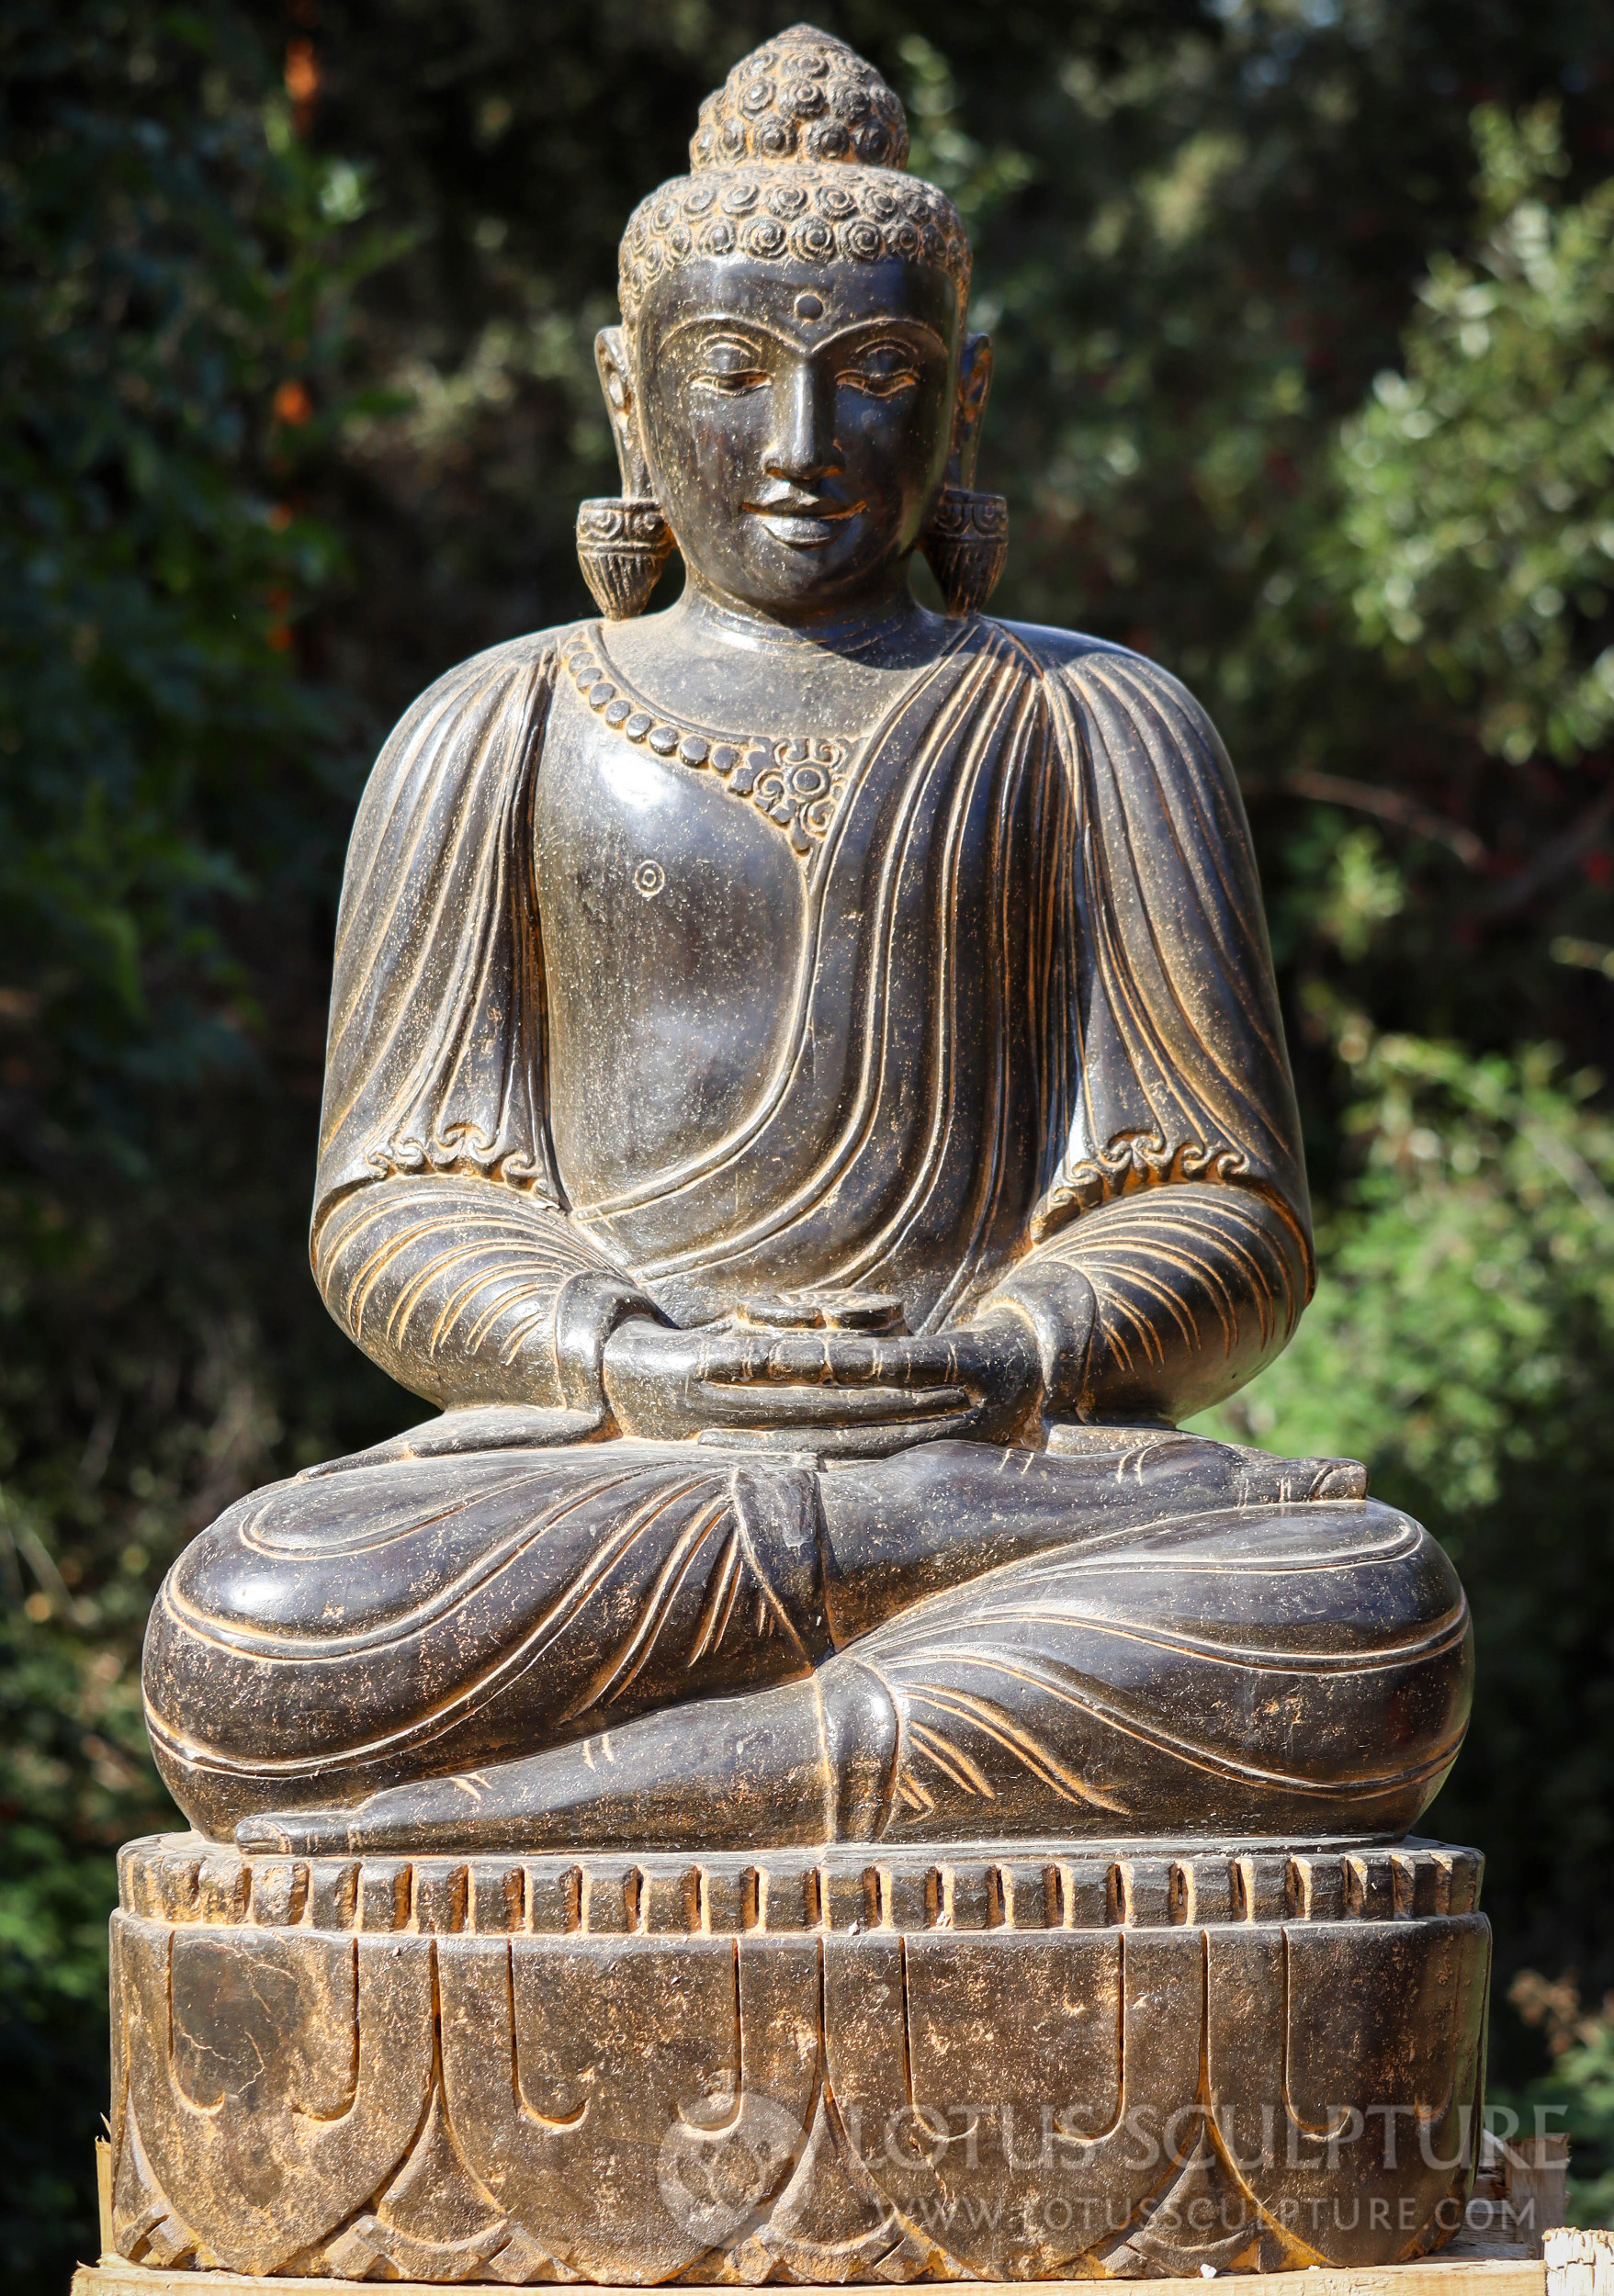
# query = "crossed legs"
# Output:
<box><xmin>142</xmin><ymin>1427</ymin><xmax>1470</xmax><ymax>1853</ymax></box>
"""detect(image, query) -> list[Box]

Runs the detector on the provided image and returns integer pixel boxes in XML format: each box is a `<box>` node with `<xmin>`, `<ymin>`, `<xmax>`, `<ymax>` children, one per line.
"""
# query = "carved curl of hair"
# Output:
<box><xmin>616</xmin><ymin>26</ymin><xmax>971</xmax><ymax>323</ymax></box>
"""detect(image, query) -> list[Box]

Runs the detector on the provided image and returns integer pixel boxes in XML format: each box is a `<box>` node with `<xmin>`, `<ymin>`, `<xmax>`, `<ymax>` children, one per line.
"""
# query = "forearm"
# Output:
<box><xmin>988</xmin><ymin>1184</ymin><xmax>1310</xmax><ymax>1424</ymax></box>
<box><xmin>312</xmin><ymin>1176</ymin><xmax>649</xmax><ymax>1410</ymax></box>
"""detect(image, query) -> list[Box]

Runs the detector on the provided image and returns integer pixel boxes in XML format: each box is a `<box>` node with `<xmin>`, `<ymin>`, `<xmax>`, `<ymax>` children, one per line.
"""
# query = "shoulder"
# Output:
<box><xmin>381</xmin><ymin>621</ymin><xmax>586</xmax><ymax>749</ymax></box>
<box><xmin>988</xmin><ymin>616</ymin><xmax>1122</xmax><ymax>673</ymax></box>
<box><xmin>346</xmin><ymin>623</ymin><xmax>589</xmax><ymax>863</ymax></box>
<box><xmin>365</xmin><ymin>622</ymin><xmax>589</xmax><ymax>791</ymax></box>
<box><xmin>988</xmin><ymin>616</ymin><xmax>1230</xmax><ymax>767</ymax></box>
<box><xmin>991</xmin><ymin>617</ymin><xmax>1212</xmax><ymax>717</ymax></box>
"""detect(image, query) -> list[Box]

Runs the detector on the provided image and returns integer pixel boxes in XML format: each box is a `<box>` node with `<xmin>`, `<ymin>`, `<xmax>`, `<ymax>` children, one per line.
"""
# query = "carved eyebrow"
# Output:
<box><xmin>822</xmin><ymin>319</ymin><xmax>948</xmax><ymax>360</ymax></box>
<box><xmin>689</xmin><ymin>334</ymin><xmax>772</xmax><ymax>365</ymax></box>
<box><xmin>660</xmin><ymin>313</ymin><xmax>948</xmax><ymax>360</ymax></box>
<box><xmin>660</xmin><ymin>315</ymin><xmax>791</xmax><ymax>356</ymax></box>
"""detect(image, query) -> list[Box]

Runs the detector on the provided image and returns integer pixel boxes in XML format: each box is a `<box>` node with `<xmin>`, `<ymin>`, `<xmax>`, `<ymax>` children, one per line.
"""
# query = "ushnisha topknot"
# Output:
<box><xmin>618</xmin><ymin>25</ymin><xmax>971</xmax><ymax>325</ymax></box>
<box><xmin>690</xmin><ymin>22</ymin><xmax>909</xmax><ymax>170</ymax></box>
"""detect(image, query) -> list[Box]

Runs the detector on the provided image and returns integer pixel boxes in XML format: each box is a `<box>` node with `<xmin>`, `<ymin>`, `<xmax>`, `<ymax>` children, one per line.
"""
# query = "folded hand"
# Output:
<box><xmin>603</xmin><ymin>1308</ymin><xmax>1042</xmax><ymax>1452</ymax></box>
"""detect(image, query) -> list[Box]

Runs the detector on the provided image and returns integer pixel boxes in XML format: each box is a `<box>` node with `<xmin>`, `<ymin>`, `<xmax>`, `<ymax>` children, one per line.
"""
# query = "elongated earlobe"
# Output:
<box><xmin>920</xmin><ymin>329</ymin><xmax>1009</xmax><ymax>616</ymax></box>
<box><xmin>921</xmin><ymin>488</ymin><xmax>1009</xmax><ymax>616</ymax></box>
<box><xmin>578</xmin><ymin>327</ymin><xmax>674</xmax><ymax>619</ymax></box>
<box><xmin>575</xmin><ymin>496</ymin><xmax>673</xmax><ymax>620</ymax></box>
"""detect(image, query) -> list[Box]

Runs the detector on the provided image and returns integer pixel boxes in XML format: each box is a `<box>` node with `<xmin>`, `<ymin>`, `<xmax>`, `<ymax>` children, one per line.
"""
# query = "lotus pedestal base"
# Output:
<box><xmin>105</xmin><ymin>1833</ymin><xmax>1490</xmax><ymax>2284</ymax></box>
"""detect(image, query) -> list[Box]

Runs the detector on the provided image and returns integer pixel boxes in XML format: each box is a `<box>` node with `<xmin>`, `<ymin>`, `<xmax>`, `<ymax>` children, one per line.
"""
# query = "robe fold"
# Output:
<box><xmin>312</xmin><ymin>615</ymin><xmax>1311</xmax><ymax>1316</ymax></box>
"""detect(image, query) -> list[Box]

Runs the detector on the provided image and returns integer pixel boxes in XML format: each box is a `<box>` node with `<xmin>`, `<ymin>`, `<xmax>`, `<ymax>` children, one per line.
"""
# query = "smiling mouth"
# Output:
<box><xmin>744</xmin><ymin>491</ymin><xmax>865</xmax><ymax>548</ymax></box>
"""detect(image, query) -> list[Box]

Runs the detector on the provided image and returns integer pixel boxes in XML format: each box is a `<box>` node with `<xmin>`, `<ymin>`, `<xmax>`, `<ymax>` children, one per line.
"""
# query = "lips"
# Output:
<box><xmin>744</xmin><ymin>486</ymin><xmax>865</xmax><ymax>549</ymax></box>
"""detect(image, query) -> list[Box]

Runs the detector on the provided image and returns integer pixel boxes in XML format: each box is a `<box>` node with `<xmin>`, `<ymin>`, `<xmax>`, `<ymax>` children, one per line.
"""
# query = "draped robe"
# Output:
<box><xmin>312</xmin><ymin>613</ymin><xmax>1314</xmax><ymax>1356</ymax></box>
<box><xmin>142</xmin><ymin>615</ymin><xmax>1473</xmax><ymax>1846</ymax></box>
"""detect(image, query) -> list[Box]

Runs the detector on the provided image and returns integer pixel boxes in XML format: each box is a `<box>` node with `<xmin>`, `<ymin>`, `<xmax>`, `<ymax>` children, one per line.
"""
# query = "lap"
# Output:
<box><xmin>164</xmin><ymin>1441</ymin><xmax>729</xmax><ymax>1641</ymax></box>
<box><xmin>164</xmin><ymin>1425</ymin><xmax>1336</xmax><ymax>1644</ymax></box>
<box><xmin>841</xmin><ymin>1448</ymin><xmax>1468</xmax><ymax>1842</ymax></box>
<box><xmin>145</xmin><ymin>1423</ymin><xmax>1459</xmax><ymax>1842</ymax></box>
<box><xmin>143</xmin><ymin>1438</ymin><xmax>827</xmax><ymax>1836</ymax></box>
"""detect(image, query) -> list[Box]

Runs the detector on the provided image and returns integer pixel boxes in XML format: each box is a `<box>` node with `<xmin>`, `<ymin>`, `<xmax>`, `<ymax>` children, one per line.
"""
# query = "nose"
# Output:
<box><xmin>765</xmin><ymin>357</ymin><xmax>841</xmax><ymax>485</ymax></box>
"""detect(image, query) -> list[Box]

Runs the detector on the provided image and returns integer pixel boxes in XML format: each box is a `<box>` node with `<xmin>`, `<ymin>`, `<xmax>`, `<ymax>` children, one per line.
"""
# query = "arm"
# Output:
<box><xmin>309</xmin><ymin>626</ymin><xmax>656</xmax><ymax>1419</ymax></box>
<box><xmin>980</xmin><ymin>1183</ymin><xmax>1309</xmax><ymax>1425</ymax></box>
<box><xmin>978</xmin><ymin>626</ymin><xmax>1315</xmax><ymax>1428</ymax></box>
<box><xmin>314</xmin><ymin>1176</ymin><xmax>650</xmax><ymax>1412</ymax></box>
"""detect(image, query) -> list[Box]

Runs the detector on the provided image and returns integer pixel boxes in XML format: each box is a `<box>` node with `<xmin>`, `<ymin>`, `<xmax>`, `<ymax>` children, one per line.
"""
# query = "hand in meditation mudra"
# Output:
<box><xmin>145</xmin><ymin>29</ymin><xmax>1470</xmax><ymax>1859</ymax></box>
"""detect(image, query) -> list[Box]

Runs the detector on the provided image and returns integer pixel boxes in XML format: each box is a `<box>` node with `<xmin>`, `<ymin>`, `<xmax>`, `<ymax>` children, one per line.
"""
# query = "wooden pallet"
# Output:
<box><xmin>69</xmin><ymin>2255</ymin><xmax>1558</xmax><ymax>2296</ymax></box>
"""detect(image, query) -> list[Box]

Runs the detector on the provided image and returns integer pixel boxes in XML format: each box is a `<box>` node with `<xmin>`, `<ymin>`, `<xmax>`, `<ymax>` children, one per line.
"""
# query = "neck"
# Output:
<box><xmin>672</xmin><ymin>568</ymin><xmax>930</xmax><ymax>660</ymax></box>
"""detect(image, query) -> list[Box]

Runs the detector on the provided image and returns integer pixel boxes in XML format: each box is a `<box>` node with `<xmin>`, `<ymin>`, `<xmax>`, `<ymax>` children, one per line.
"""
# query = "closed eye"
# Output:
<box><xmin>837</xmin><ymin>361</ymin><xmax>920</xmax><ymax>398</ymax></box>
<box><xmin>693</xmin><ymin>366</ymin><xmax>771</xmax><ymax>395</ymax></box>
<box><xmin>690</xmin><ymin>337</ymin><xmax>772</xmax><ymax>396</ymax></box>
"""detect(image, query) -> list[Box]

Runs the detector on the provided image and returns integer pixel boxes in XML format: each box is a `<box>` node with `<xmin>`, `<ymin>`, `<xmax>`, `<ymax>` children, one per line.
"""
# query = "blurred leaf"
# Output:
<box><xmin>1330</xmin><ymin>105</ymin><xmax>1614</xmax><ymax>764</ymax></box>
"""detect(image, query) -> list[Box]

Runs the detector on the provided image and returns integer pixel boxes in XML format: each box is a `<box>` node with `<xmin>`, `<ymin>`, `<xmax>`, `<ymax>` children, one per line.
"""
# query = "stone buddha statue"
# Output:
<box><xmin>142</xmin><ymin>27</ymin><xmax>1470</xmax><ymax>1862</ymax></box>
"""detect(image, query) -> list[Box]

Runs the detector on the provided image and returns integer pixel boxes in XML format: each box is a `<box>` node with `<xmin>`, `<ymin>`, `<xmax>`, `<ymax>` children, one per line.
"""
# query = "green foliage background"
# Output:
<box><xmin>3</xmin><ymin>0</ymin><xmax>1614</xmax><ymax>2280</ymax></box>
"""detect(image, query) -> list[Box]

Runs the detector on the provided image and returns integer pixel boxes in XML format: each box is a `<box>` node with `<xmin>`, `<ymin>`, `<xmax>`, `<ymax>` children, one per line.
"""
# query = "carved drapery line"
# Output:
<box><xmin>116</xmin><ymin>24</ymin><xmax>1489</xmax><ymax>2290</ymax></box>
<box><xmin>559</xmin><ymin>619</ymin><xmax>1033</xmax><ymax>1322</ymax></box>
<box><xmin>312</xmin><ymin>625</ymin><xmax>1314</xmax><ymax>1402</ymax></box>
<box><xmin>313</xmin><ymin>1175</ymin><xmax>630</xmax><ymax>1412</ymax></box>
<box><xmin>313</xmin><ymin>636</ymin><xmax>561</xmax><ymax>1220</ymax></box>
<box><xmin>142</xmin><ymin>1444</ymin><xmax>834</xmax><ymax>1839</ymax></box>
<box><xmin>1027</xmin><ymin>636</ymin><xmax>1314</xmax><ymax>1287</ymax></box>
<box><xmin>1011</xmin><ymin>1180</ymin><xmax>1311</xmax><ymax>1423</ymax></box>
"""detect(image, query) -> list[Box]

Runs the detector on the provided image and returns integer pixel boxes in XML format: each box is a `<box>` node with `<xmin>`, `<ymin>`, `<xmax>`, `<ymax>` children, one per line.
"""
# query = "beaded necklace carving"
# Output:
<box><xmin>559</xmin><ymin>625</ymin><xmax>852</xmax><ymax>863</ymax></box>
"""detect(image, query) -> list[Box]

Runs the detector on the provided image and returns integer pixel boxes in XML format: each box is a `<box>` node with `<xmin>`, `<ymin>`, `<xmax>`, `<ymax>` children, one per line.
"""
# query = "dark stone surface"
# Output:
<box><xmin>116</xmin><ymin>28</ymin><xmax>1488</xmax><ymax>2276</ymax></box>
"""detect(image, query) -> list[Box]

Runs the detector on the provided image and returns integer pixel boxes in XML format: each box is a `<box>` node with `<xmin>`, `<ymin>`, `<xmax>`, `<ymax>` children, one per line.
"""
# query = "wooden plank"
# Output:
<box><xmin>1543</xmin><ymin>2231</ymin><xmax>1614</xmax><ymax>2296</ymax></box>
<box><xmin>94</xmin><ymin>2138</ymin><xmax>112</xmax><ymax>2257</ymax></box>
<box><xmin>70</xmin><ymin>2254</ymin><xmax>1552</xmax><ymax>2296</ymax></box>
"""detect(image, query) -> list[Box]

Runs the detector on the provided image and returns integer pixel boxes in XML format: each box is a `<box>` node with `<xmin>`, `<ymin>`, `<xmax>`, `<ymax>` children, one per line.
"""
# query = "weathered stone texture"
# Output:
<box><xmin>109</xmin><ymin>1837</ymin><xmax>1487</xmax><ymax>2282</ymax></box>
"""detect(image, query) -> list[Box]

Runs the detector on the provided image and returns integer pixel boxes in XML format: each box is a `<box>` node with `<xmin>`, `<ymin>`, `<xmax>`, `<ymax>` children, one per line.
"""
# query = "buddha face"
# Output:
<box><xmin>626</xmin><ymin>255</ymin><xmax>964</xmax><ymax>621</ymax></box>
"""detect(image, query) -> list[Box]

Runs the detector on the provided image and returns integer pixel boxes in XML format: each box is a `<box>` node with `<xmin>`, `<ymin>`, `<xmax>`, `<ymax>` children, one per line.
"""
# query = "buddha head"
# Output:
<box><xmin>579</xmin><ymin>26</ymin><xmax>1005</xmax><ymax>625</ymax></box>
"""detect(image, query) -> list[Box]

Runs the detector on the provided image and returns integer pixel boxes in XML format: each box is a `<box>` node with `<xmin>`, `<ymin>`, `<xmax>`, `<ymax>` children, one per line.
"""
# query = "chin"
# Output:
<box><xmin>732</xmin><ymin>548</ymin><xmax>908</xmax><ymax>616</ymax></box>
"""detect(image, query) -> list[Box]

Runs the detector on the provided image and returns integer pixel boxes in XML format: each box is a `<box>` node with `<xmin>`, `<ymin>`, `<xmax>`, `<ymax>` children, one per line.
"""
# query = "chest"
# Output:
<box><xmin>532</xmin><ymin>679</ymin><xmax>816</xmax><ymax>1200</ymax></box>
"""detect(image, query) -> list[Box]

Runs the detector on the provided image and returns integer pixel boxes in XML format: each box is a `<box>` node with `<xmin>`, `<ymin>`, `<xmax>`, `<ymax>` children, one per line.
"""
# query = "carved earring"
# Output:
<box><xmin>580</xmin><ymin>325</ymin><xmax>675</xmax><ymax>619</ymax></box>
<box><xmin>575</xmin><ymin>496</ymin><xmax>674</xmax><ymax>621</ymax></box>
<box><xmin>920</xmin><ymin>485</ymin><xmax>1010</xmax><ymax>618</ymax></box>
